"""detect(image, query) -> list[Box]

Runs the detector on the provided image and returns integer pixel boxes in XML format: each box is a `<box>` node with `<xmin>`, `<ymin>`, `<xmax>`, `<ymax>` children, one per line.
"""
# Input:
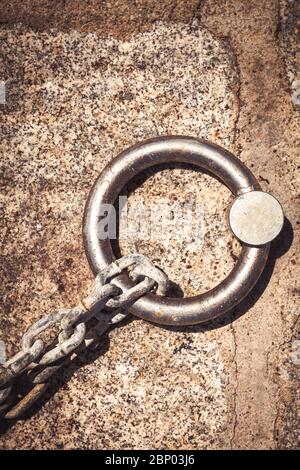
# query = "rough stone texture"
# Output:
<box><xmin>0</xmin><ymin>0</ymin><xmax>299</xmax><ymax>450</ymax></box>
<box><xmin>280</xmin><ymin>0</ymin><xmax>300</xmax><ymax>85</ymax></box>
<box><xmin>0</xmin><ymin>0</ymin><xmax>202</xmax><ymax>35</ymax></box>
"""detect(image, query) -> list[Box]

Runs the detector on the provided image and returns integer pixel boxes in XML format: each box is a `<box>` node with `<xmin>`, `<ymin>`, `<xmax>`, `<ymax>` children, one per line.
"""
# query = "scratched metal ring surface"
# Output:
<box><xmin>83</xmin><ymin>136</ymin><xmax>270</xmax><ymax>326</ymax></box>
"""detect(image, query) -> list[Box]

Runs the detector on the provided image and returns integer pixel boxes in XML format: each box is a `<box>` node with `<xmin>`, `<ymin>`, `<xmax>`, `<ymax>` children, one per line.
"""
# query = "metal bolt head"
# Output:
<box><xmin>228</xmin><ymin>191</ymin><xmax>284</xmax><ymax>245</ymax></box>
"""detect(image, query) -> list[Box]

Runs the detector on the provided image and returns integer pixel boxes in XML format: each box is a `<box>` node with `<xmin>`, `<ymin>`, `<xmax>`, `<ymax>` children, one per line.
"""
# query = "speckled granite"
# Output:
<box><xmin>280</xmin><ymin>0</ymin><xmax>300</xmax><ymax>85</ymax></box>
<box><xmin>0</xmin><ymin>0</ymin><xmax>299</xmax><ymax>450</ymax></box>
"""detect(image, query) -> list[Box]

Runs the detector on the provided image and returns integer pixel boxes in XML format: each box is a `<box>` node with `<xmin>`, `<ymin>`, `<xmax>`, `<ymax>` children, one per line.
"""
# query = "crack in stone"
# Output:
<box><xmin>271</xmin><ymin>3</ymin><xmax>298</xmax><ymax>447</ymax></box>
<box><xmin>230</xmin><ymin>322</ymin><xmax>238</xmax><ymax>450</ymax></box>
<box><xmin>265</xmin><ymin>346</ymin><xmax>281</xmax><ymax>449</ymax></box>
<box><xmin>272</xmin><ymin>399</ymin><xmax>281</xmax><ymax>448</ymax></box>
<box><xmin>168</xmin><ymin>0</ymin><xmax>177</xmax><ymax>20</ymax></box>
<box><xmin>270</xmin><ymin>297</ymin><xmax>300</xmax><ymax>448</ymax></box>
<box><xmin>189</xmin><ymin>0</ymin><xmax>203</xmax><ymax>26</ymax></box>
<box><xmin>228</xmin><ymin>39</ymin><xmax>241</xmax><ymax>152</ymax></box>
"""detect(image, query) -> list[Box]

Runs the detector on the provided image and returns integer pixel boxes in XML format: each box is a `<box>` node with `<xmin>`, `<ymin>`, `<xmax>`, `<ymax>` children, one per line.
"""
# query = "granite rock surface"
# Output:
<box><xmin>0</xmin><ymin>0</ymin><xmax>299</xmax><ymax>449</ymax></box>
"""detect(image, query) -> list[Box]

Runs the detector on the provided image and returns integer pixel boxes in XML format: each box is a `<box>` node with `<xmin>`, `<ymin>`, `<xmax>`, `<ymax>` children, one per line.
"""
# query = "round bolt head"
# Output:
<box><xmin>228</xmin><ymin>191</ymin><xmax>284</xmax><ymax>246</ymax></box>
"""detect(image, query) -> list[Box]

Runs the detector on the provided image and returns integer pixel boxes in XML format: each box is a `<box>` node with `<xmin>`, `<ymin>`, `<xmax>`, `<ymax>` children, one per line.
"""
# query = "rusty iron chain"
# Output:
<box><xmin>0</xmin><ymin>254</ymin><xmax>169</xmax><ymax>420</ymax></box>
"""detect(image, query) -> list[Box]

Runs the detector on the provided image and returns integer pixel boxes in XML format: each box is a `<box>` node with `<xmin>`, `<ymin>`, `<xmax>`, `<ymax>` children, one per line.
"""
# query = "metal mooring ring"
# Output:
<box><xmin>83</xmin><ymin>136</ymin><xmax>272</xmax><ymax>326</ymax></box>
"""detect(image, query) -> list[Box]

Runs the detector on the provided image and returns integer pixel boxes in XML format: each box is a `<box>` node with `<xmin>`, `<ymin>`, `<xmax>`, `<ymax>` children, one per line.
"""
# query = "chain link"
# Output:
<box><xmin>0</xmin><ymin>254</ymin><xmax>168</xmax><ymax>420</ymax></box>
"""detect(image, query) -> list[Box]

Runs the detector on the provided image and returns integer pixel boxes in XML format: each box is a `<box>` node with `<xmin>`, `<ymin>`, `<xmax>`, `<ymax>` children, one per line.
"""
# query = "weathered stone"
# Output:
<box><xmin>0</xmin><ymin>0</ymin><xmax>299</xmax><ymax>450</ymax></box>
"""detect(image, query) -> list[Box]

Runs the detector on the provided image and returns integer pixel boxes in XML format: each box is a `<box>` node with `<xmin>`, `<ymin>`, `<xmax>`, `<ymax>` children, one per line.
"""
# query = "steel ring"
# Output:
<box><xmin>83</xmin><ymin>136</ymin><xmax>270</xmax><ymax>326</ymax></box>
